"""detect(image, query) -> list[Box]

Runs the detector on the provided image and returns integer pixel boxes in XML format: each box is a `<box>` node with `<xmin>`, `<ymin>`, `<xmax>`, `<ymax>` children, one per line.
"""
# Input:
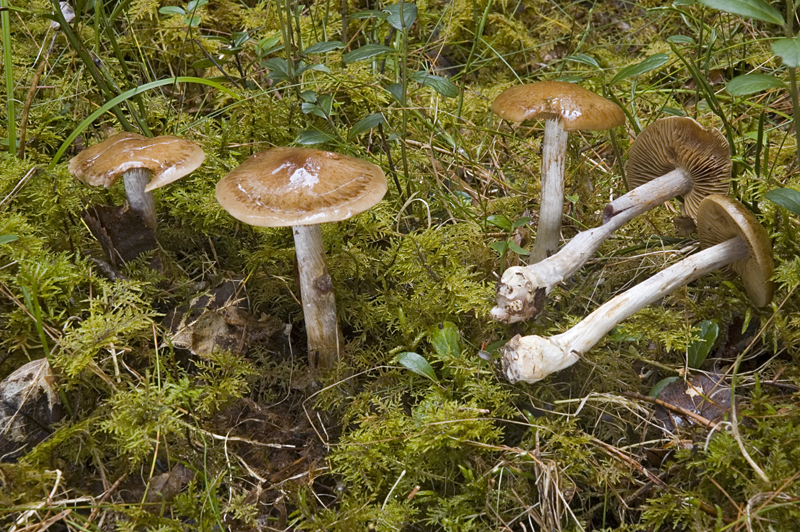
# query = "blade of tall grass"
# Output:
<box><xmin>2</xmin><ymin>0</ymin><xmax>16</xmax><ymax>156</ymax></box>
<box><xmin>48</xmin><ymin>76</ymin><xmax>240</xmax><ymax>168</ymax></box>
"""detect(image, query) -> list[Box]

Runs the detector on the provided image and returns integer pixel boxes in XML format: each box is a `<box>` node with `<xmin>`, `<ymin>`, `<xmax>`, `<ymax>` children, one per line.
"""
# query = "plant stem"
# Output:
<box><xmin>1</xmin><ymin>0</ymin><xmax>16</xmax><ymax>156</ymax></box>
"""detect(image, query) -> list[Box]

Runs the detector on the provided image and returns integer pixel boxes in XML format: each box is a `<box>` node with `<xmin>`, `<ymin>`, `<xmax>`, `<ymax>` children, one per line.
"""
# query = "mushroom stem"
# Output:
<box><xmin>529</xmin><ymin>118</ymin><xmax>568</xmax><ymax>264</ymax></box>
<box><xmin>292</xmin><ymin>224</ymin><xmax>343</xmax><ymax>371</ymax></box>
<box><xmin>492</xmin><ymin>168</ymin><xmax>692</xmax><ymax>323</ymax></box>
<box><xmin>122</xmin><ymin>168</ymin><xmax>158</xmax><ymax>231</ymax></box>
<box><xmin>501</xmin><ymin>236</ymin><xmax>749</xmax><ymax>383</ymax></box>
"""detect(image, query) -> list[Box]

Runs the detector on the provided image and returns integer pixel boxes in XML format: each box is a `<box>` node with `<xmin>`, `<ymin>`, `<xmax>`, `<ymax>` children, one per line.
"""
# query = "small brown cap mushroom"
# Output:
<box><xmin>490</xmin><ymin>81</ymin><xmax>625</xmax><ymax>131</ymax></box>
<box><xmin>68</xmin><ymin>132</ymin><xmax>205</xmax><ymax>191</ymax></box>
<box><xmin>697</xmin><ymin>194</ymin><xmax>774</xmax><ymax>307</ymax></box>
<box><xmin>625</xmin><ymin>117</ymin><xmax>731</xmax><ymax>219</ymax></box>
<box><xmin>216</xmin><ymin>147</ymin><xmax>387</xmax><ymax>227</ymax></box>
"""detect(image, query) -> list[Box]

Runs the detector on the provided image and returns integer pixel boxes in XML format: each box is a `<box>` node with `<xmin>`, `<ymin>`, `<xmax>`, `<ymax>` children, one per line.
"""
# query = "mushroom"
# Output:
<box><xmin>215</xmin><ymin>147</ymin><xmax>387</xmax><ymax>371</ymax></box>
<box><xmin>491</xmin><ymin>81</ymin><xmax>625</xmax><ymax>263</ymax></box>
<box><xmin>501</xmin><ymin>194</ymin><xmax>773</xmax><ymax>384</ymax></box>
<box><xmin>69</xmin><ymin>132</ymin><xmax>205</xmax><ymax>231</ymax></box>
<box><xmin>491</xmin><ymin>116</ymin><xmax>731</xmax><ymax>323</ymax></box>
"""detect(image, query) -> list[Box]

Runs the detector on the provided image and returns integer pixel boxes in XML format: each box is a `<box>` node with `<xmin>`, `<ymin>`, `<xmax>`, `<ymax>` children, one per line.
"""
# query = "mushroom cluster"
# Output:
<box><xmin>501</xmin><ymin>194</ymin><xmax>773</xmax><ymax>383</ymax></box>
<box><xmin>491</xmin><ymin>117</ymin><xmax>731</xmax><ymax>323</ymax></box>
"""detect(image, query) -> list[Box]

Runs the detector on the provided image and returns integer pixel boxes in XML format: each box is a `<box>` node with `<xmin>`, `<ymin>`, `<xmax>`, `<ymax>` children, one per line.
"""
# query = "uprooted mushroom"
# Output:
<box><xmin>492</xmin><ymin>117</ymin><xmax>731</xmax><ymax>323</ymax></box>
<box><xmin>501</xmin><ymin>194</ymin><xmax>773</xmax><ymax>384</ymax></box>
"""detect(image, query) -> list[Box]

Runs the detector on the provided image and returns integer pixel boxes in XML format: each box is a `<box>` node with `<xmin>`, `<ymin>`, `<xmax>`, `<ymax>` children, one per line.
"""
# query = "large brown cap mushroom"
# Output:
<box><xmin>216</xmin><ymin>147</ymin><xmax>387</xmax><ymax>227</ymax></box>
<box><xmin>625</xmin><ymin>117</ymin><xmax>731</xmax><ymax>219</ymax></box>
<box><xmin>697</xmin><ymin>194</ymin><xmax>774</xmax><ymax>307</ymax></box>
<box><xmin>491</xmin><ymin>81</ymin><xmax>625</xmax><ymax>131</ymax></box>
<box><xmin>68</xmin><ymin>132</ymin><xmax>205</xmax><ymax>191</ymax></box>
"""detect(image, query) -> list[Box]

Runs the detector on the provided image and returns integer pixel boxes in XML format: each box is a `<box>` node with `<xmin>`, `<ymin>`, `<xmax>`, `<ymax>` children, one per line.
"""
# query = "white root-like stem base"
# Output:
<box><xmin>293</xmin><ymin>224</ymin><xmax>343</xmax><ymax>371</ymax></box>
<box><xmin>492</xmin><ymin>168</ymin><xmax>692</xmax><ymax>323</ymax></box>
<box><xmin>501</xmin><ymin>237</ymin><xmax>747</xmax><ymax>383</ymax></box>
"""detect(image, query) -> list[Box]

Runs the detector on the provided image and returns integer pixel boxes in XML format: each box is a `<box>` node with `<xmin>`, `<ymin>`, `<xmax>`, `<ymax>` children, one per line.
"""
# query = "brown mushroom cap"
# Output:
<box><xmin>68</xmin><ymin>132</ymin><xmax>205</xmax><ymax>191</ymax></box>
<box><xmin>697</xmin><ymin>194</ymin><xmax>774</xmax><ymax>307</ymax></box>
<box><xmin>216</xmin><ymin>147</ymin><xmax>387</xmax><ymax>227</ymax></box>
<box><xmin>625</xmin><ymin>117</ymin><xmax>731</xmax><ymax>219</ymax></box>
<box><xmin>490</xmin><ymin>81</ymin><xmax>625</xmax><ymax>131</ymax></box>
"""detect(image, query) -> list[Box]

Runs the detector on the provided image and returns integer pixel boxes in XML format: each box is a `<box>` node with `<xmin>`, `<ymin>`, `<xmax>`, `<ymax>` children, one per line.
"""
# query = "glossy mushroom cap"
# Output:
<box><xmin>216</xmin><ymin>147</ymin><xmax>387</xmax><ymax>227</ymax></box>
<box><xmin>491</xmin><ymin>81</ymin><xmax>625</xmax><ymax>131</ymax></box>
<box><xmin>625</xmin><ymin>117</ymin><xmax>731</xmax><ymax>220</ymax></box>
<box><xmin>68</xmin><ymin>132</ymin><xmax>205</xmax><ymax>191</ymax></box>
<box><xmin>697</xmin><ymin>194</ymin><xmax>774</xmax><ymax>307</ymax></box>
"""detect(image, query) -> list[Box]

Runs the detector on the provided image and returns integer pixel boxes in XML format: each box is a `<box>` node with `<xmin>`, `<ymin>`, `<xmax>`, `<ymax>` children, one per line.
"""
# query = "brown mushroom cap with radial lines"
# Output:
<box><xmin>491</xmin><ymin>81</ymin><xmax>625</xmax><ymax>131</ymax></box>
<box><xmin>216</xmin><ymin>147</ymin><xmax>387</xmax><ymax>227</ymax></box>
<box><xmin>68</xmin><ymin>132</ymin><xmax>205</xmax><ymax>191</ymax></box>
<box><xmin>696</xmin><ymin>194</ymin><xmax>774</xmax><ymax>307</ymax></box>
<box><xmin>625</xmin><ymin>117</ymin><xmax>731</xmax><ymax>220</ymax></box>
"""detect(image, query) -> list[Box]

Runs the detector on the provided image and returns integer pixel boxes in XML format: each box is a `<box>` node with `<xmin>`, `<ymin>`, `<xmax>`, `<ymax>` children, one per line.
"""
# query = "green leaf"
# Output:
<box><xmin>511</xmin><ymin>216</ymin><xmax>532</xmax><ymax>229</ymax></box>
<box><xmin>262</xmin><ymin>58</ymin><xmax>291</xmax><ymax>82</ymax></box>
<box><xmin>396</xmin><ymin>352</ymin><xmax>438</xmax><ymax>382</ymax></box>
<box><xmin>184</xmin><ymin>16</ymin><xmax>202</xmax><ymax>27</ymax></box>
<box><xmin>349</xmin><ymin>113</ymin><xmax>385</xmax><ymax>139</ymax></box>
<box><xmin>667</xmin><ymin>35</ymin><xmax>696</xmax><ymax>45</ymax></box>
<box><xmin>256</xmin><ymin>34</ymin><xmax>283</xmax><ymax>57</ymax></box>
<box><xmin>726</xmin><ymin>73</ymin><xmax>786</xmax><ymax>95</ymax></box>
<box><xmin>697</xmin><ymin>0</ymin><xmax>784</xmax><ymax>25</ymax></box>
<box><xmin>409</xmin><ymin>71</ymin><xmax>459</xmax><ymax>98</ymax></box>
<box><xmin>610</xmin><ymin>53</ymin><xmax>670</xmax><ymax>85</ymax></box>
<box><xmin>489</xmin><ymin>241</ymin><xmax>508</xmax><ymax>255</ymax></box>
<box><xmin>186</xmin><ymin>0</ymin><xmax>208</xmax><ymax>12</ymax></box>
<box><xmin>158</xmin><ymin>6</ymin><xmax>185</xmax><ymax>15</ymax></box>
<box><xmin>348</xmin><ymin>9</ymin><xmax>388</xmax><ymax>19</ymax></box>
<box><xmin>0</xmin><ymin>235</ymin><xmax>18</xmax><ymax>245</ymax></box>
<box><xmin>687</xmin><ymin>320</ymin><xmax>719</xmax><ymax>369</ymax></box>
<box><xmin>429</xmin><ymin>321</ymin><xmax>461</xmax><ymax>360</ymax></box>
<box><xmin>507</xmin><ymin>242</ymin><xmax>529</xmax><ymax>255</ymax></box>
<box><xmin>304</xmin><ymin>40</ymin><xmax>345</xmax><ymax>55</ymax></box>
<box><xmin>343</xmin><ymin>44</ymin><xmax>396</xmax><ymax>64</ymax></box>
<box><xmin>385</xmin><ymin>83</ymin><xmax>403</xmax><ymax>102</ymax></box>
<box><xmin>486</xmin><ymin>215</ymin><xmax>511</xmax><ymax>231</ymax></box>
<box><xmin>772</xmin><ymin>37</ymin><xmax>800</xmax><ymax>68</ymax></box>
<box><xmin>564</xmin><ymin>54</ymin><xmax>599</xmax><ymax>68</ymax></box>
<box><xmin>49</xmin><ymin>77</ymin><xmax>240</xmax><ymax>168</ymax></box>
<box><xmin>766</xmin><ymin>187</ymin><xmax>800</xmax><ymax>216</ymax></box>
<box><xmin>649</xmin><ymin>376</ymin><xmax>680</xmax><ymax>398</ymax></box>
<box><xmin>383</xmin><ymin>3</ymin><xmax>417</xmax><ymax>30</ymax></box>
<box><xmin>295</xmin><ymin>129</ymin><xmax>336</xmax><ymax>145</ymax></box>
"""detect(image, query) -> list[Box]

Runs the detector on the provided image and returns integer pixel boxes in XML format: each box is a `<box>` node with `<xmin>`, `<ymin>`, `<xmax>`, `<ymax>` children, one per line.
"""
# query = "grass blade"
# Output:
<box><xmin>48</xmin><ymin>77</ymin><xmax>240</xmax><ymax>168</ymax></box>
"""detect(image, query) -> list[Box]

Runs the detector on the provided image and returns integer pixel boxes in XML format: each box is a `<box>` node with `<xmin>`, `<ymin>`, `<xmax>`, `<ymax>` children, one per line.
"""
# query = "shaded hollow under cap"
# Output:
<box><xmin>491</xmin><ymin>81</ymin><xmax>625</xmax><ymax>131</ymax></box>
<box><xmin>216</xmin><ymin>147</ymin><xmax>387</xmax><ymax>227</ymax></box>
<box><xmin>625</xmin><ymin>117</ymin><xmax>731</xmax><ymax>220</ymax></box>
<box><xmin>68</xmin><ymin>132</ymin><xmax>205</xmax><ymax>191</ymax></box>
<box><xmin>696</xmin><ymin>194</ymin><xmax>774</xmax><ymax>307</ymax></box>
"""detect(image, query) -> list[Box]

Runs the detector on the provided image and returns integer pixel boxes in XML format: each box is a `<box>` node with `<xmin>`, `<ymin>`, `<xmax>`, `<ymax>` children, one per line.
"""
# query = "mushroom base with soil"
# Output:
<box><xmin>491</xmin><ymin>168</ymin><xmax>692</xmax><ymax>323</ymax></box>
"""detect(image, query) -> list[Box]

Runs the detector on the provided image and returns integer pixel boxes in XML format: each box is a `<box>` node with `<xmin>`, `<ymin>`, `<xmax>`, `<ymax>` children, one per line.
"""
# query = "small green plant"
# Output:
<box><xmin>158</xmin><ymin>0</ymin><xmax>208</xmax><ymax>28</ymax></box>
<box><xmin>486</xmin><ymin>214</ymin><xmax>531</xmax><ymax>269</ymax></box>
<box><xmin>700</xmin><ymin>0</ymin><xmax>800</xmax><ymax>163</ymax></box>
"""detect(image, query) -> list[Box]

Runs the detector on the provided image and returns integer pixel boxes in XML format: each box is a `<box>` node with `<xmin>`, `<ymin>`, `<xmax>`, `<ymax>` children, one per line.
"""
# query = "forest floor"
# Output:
<box><xmin>1</xmin><ymin>0</ymin><xmax>800</xmax><ymax>530</ymax></box>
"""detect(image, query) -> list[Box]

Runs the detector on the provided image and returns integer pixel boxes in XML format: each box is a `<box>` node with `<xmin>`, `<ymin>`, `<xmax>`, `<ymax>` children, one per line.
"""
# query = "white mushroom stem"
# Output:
<box><xmin>492</xmin><ymin>168</ymin><xmax>692</xmax><ymax>323</ymax></box>
<box><xmin>501</xmin><ymin>236</ymin><xmax>748</xmax><ymax>383</ymax></box>
<box><xmin>122</xmin><ymin>168</ymin><xmax>158</xmax><ymax>231</ymax></box>
<box><xmin>293</xmin><ymin>224</ymin><xmax>343</xmax><ymax>371</ymax></box>
<box><xmin>529</xmin><ymin>119</ymin><xmax>569</xmax><ymax>264</ymax></box>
